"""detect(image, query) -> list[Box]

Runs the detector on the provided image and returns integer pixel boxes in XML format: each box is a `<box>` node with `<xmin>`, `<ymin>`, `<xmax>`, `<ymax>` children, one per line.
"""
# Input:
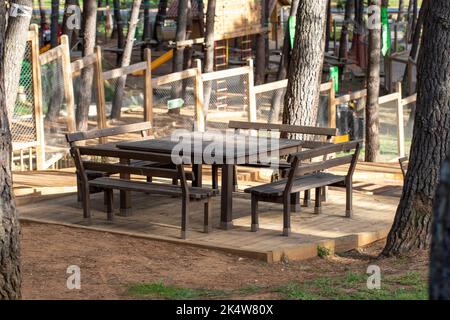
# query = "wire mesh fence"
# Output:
<box><xmin>11</xmin><ymin>41</ymin><xmax>37</xmax><ymax>146</ymax></box>
<box><xmin>152</xmin><ymin>76</ymin><xmax>197</xmax><ymax>138</ymax></box>
<box><xmin>205</xmin><ymin>72</ymin><xmax>251</xmax><ymax>131</ymax></box>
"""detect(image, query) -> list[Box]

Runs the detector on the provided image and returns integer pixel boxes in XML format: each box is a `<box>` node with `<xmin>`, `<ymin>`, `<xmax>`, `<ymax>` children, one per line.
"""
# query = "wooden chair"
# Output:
<box><xmin>66</xmin><ymin>122</ymin><xmax>173</xmax><ymax>202</ymax></box>
<box><xmin>224</xmin><ymin>121</ymin><xmax>338</xmax><ymax>209</ymax></box>
<box><xmin>67</xmin><ymin>142</ymin><xmax>214</xmax><ymax>239</ymax></box>
<box><xmin>245</xmin><ymin>140</ymin><xmax>362</xmax><ymax>236</ymax></box>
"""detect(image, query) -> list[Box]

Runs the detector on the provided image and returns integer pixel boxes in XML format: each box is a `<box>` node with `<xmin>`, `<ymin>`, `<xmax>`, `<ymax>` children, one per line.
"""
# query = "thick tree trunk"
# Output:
<box><xmin>268</xmin><ymin>0</ymin><xmax>299</xmax><ymax>123</ymax></box>
<box><xmin>4</xmin><ymin>0</ymin><xmax>34</xmax><ymax>113</ymax></box>
<box><xmin>170</xmin><ymin>0</ymin><xmax>189</xmax><ymax>115</ymax></box>
<box><xmin>113</xmin><ymin>0</ymin><xmax>125</xmax><ymax>65</ymax></box>
<box><xmin>76</xmin><ymin>0</ymin><xmax>98</xmax><ymax>131</ymax></box>
<box><xmin>282</xmin><ymin>0</ymin><xmax>328</xmax><ymax>135</ymax></box>
<box><xmin>255</xmin><ymin>0</ymin><xmax>268</xmax><ymax>85</ymax></box>
<box><xmin>51</xmin><ymin>0</ymin><xmax>60</xmax><ymax>48</ymax></box>
<box><xmin>0</xmin><ymin>0</ymin><xmax>22</xmax><ymax>300</ymax></box>
<box><xmin>365</xmin><ymin>0</ymin><xmax>382</xmax><ymax>162</ymax></box>
<box><xmin>382</xmin><ymin>0</ymin><xmax>450</xmax><ymax>256</ymax></box>
<box><xmin>409</xmin><ymin>0</ymin><xmax>418</xmax><ymax>43</ymax></box>
<box><xmin>153</xmin><ymin>0</ymin><xmax>168</xmax><ymax>43</ymax></box>
<box><xmin>339</xmin><ymin>0</ymin><xmax>354</xmax><ymax>60</ymax></box>
<box><xmin>352</xmin><ymin>0</ymin><xmax>365</xmax><ymax>67</ymax></box>
<box><xmin>110</xmin><ymin>0</ymin><xmax>142</xmax><ymax>120</ymax></box>
<box><xmin>202</xmin><ymin>0</ymin><xmax>216</xmax><ymax>113</ymax></box>
<box><xmin>429</xmin><ymin>156</ymin><xmax>450</xmax><ymax>300</ymax></box>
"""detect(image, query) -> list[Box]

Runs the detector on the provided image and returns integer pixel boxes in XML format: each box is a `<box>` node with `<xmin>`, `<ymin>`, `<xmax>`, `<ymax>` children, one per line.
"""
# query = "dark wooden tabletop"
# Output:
<box><xmin>115</xmin><ymin>133</ymin><xmax>304</xmax><ymax>163</ymax></box>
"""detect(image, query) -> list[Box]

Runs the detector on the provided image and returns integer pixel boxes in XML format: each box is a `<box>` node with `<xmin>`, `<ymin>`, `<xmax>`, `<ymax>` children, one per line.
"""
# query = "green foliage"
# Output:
<box><xmin>317</xmin><ymin>245</ymin><xmax>332</xmax><ymax>258</ymax></box>
<box><xmin>128</xmin><ymin>281</ymin><xmax>226</xmax><ymax>300</ymax></box>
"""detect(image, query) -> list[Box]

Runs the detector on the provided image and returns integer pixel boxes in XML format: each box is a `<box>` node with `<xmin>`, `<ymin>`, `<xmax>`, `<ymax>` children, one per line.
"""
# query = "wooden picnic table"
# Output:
<box><xmin>116</xmin><ymin>132</ymin><xmax>304</xmax><ymax>229</ymax></box>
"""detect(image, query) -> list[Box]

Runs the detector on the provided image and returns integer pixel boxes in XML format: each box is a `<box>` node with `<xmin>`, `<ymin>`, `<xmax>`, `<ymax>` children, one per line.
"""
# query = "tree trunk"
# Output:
<box><xmin>339</xmin><ymin>0</ymin><xmax>354</xmax><ymax>61</ymax></box>
<box><xmin>352</xmin><ymin>0</ymin><xmax>365</xmax><ymax>67</ymax></box>
<box><xmin>153</xmin><ymin>0</ymin><xmax>168</xmax><ymax>43</ymax></box>
<box><xmin>62</xmin><ymin>0</ymin><xmax>78</xmax><ymax>46</ymax></box>
<box><xmin>429</xmin><ymin>156</ymin><xmax>450</xmax><ymax>300</ymax></box>
<box><xmin>170</xmin><ymin>0</ymin><xmax>189</xmax><ymax>115</ymax></box>
<box><xmin>282</xmin><ymin>0</ymin><xmax>328</xmax><ymax>135</ymax></box>
<box><xmin>365</xmin><ymin>0</ymin><xmax>382</xmax><ymax>162</ymax></box>
<box><xmin>255</xmin><ymin>0</ymin><xmax>268</xmax><ymax>85</ymax></box>
<box><xmin>382</xmin><ymin>0</ymin><xmax>450</xmax><ymax>256</ymax></box>
<box><xmin>141</xmin><ymin>0</ymin><xmax>151</xmax><ymax>58</ymax></box>
<box><xmin>51</xmin><ymin>0</ymin><xmax>60</xmax><ymax>48</ymax></box>
<box><xmin>4</xmin><ymin>0</ymin><xmax>34</xmax><ymax>113</ymax></box>
<box><xmin>76</xmin><ymin>0</ymin><xmax>98</xmax><ymax>131</ymax></box>
<box><xmin>113</xmin><ymin>0</ymin><xmax>125</xmax><ymax>65</ymax></box>
<box><xmin>196</xmin><ymin>0</ymin><xmax>205</xmax><ymax>37</ymax></box>
<box><xmin>110</xmin><ymin>0</ymin><xmax>142</xmax><ymax>120</ymax></box>
<box><xmin>267</xmin><ymin>0</ymin><xmax>299</xmax><ymax>123</ymax></box>
<box><xmin>0</xmin><ymin>0</ymin><xmax>22</xmax><ymax>300</ymax></box>
<box><xmin>409</xmin><ymin>0</ymin><xmax>418</xmax><ymax>43</ymax></box>
<box><xmin>202</xmin><ymin>0</ymin><xmax>216</xmax><ymax>113</ymax></box>
<box><xmin>39</xmin><ymin>0</ymin><xmax>47</xmax><ymax>45</ymax></box>
<box><xmin>325</xmin><ymin>0</ymin><xmax>331</xmax><ymax>54</ymax></box>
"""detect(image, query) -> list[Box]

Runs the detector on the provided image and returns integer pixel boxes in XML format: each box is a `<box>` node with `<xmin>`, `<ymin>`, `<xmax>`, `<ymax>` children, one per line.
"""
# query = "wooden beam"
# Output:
<box><xmin>201</xmin><ymin>66</ymin><xmax>252</xmax><ymax>82</ymax></box>
<box><xmin>247</xmin><ymin>59</ymin><xmax>257</xmax><ymax>123</ymax></box>
<box><xmin>143</xmin><ymin>49</ymin><xmax>154</xmax><ymax>128</ymax></box>
<box><xmin>151</xmin><ymin>68</ymin><xmax>198</xmax><ymax>87</ymax></box>
<box><xmin>103</xmin><ymin>61</ymin><xmax>148</xmax><ymax>80</ymax></box>
<box><xmin>60</xmin><ymin>35</ymin><xmax>76</xmax><ymax>133</ymax></box>
<box><xmin>71</xmin><ymin>53</ymin><xmax>98</xmax><ymax>74</ymax></box>
<box><xmin>194</xmin><ymin>59</ymin><xmax>205</xmax><ymax>132</ymax></box>
<box><xmin>94</xmin><ymin>46</ymin><xmax>107</xmax><ymax>144</ymax></box>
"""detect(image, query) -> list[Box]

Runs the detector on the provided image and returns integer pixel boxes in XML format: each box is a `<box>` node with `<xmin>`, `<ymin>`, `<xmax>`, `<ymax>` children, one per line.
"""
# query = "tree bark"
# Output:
<box><xmin>282</xmin><ymin>0</ymin><xmax>328</xmax><ymax>136</ymax></box>
<box><xmin>153</xmin><ymin>0</ymin><xmax>168</xmax><ymax>43</ymax></box>
<box><xmin>112</xmin><ymin>0</ymin><xmax>125</xmax><ymax>65</ymax></box>
<box><xmin>267</xmin><ymin>0</ymin><xmax>299</xmax><ymax>123</ymax></box>
<box><xmin>255</xmin><ymin>0</ymin><xmax>268</xmax><ymax>85</ymax></box>
<box><xmin>4</xmin><ymin>0</ymin><xmax>34</xmax><ymax>113</ymax></box>
<box><xmin>339</xmin><ymin>0</ymin><xmax>354</xmax><ymax>60</ymax></box>
<box><xmin>382</xmin><ymin>0</ymin><xmax>450</xmax><ymax>256</ymax></box>
<box><xmin>170</xmin><ymin>0</ymin><xmax>189</xmax><ymax>115</ymax></box>
<box><xmin>110</xmin><ymin>0</ymin><xmax>142</xmax><ymax>120</ymax></box>
<box><xmin>39</xmin><ymin>0</ymin><xmax>47</xmax><ymax>44</ymax></box>
<box><xmin>51</xmin><ymin>0</ymin><xmax>60</xmax><ymax>48</ymax></box>
<box><xmin>325</xmin><ymin>0</ymin><xmax>331</xmax><ymax>54</ymax></box>
<box><xmin>365</xmin><ymin>0</ymin><xmax>382</xmax><ymax>162</ymax></box>
<box><xmin>76</xmin><ymin>0</ymin><xmax>98</xmax><ymax>131</ymax></box>
<box><xmin>202</xmin><ymin>0</ymin><xmax>216</xmax><ymax>113</ymax></box>
<box><xmin>0</xmin><ymin>0</ymin><xmax>22</xmax><ymax>300</ymax></box>
<box><xmin>429</xmin><ymin>156</ymin><xmax>450</xmax><ymax>300</ymax></box>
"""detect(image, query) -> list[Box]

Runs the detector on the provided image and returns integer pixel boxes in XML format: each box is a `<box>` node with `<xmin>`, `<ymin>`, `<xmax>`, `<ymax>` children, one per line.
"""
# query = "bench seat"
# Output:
<box><xmin>245</xmin><ymin>172</ymin><xmax>345</xmax><ymax>197</ymax></box>
<box><xmin>90</xmin><ymin>177</ymin><xmax>214</xmax><ymax>200</ymax></box>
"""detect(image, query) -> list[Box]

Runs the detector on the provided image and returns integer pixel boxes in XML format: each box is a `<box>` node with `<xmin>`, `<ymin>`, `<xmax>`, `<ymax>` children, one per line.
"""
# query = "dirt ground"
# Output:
<box><xmin>21</xmin><ymin>221</ymin><xmax>429</xmax><ymax>300</ymax></box>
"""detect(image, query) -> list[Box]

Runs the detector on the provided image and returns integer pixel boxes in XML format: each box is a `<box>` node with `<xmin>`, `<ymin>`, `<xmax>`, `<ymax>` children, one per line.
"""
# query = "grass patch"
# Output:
<box><xmin>129</xmin><ymin>281</ymin><xmax>226</xmax><ymax>300</ymax></box>
<box><xmin>317</xmin><ymin>246</ymin><xmax>332</xmax><ymax>258</ymax></box>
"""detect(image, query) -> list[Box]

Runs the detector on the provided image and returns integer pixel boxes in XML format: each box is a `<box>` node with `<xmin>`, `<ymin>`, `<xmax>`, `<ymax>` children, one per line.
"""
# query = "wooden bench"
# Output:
<box><xmin>226</xmin><ymin>121</ymin><xmax>338</xmax><ymax>209</ymax></box>
<box><xmin>68</xmin><ymin>143</ymin><xmax>214</xmax><ymax>239</ymax></box>
<box><xmin>66</xmin><ymin>122</ymin><xmax>175</xmax><ymax>201</ymax></box>
<box><xmin>245</xmin><ymin>140</ymin><xmax>362</xmax><ymax>236</ymax></box>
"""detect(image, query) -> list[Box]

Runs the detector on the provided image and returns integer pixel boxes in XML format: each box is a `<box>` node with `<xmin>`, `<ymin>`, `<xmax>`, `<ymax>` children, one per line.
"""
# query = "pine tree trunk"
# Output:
<box><xmin>51</xmin><ymin>0</ymin><xmax>60</xmax><ymax>48</ymax></box>
<box><xmin>113</xmin><ymin>0</ymin><xmax>125</xmax><ymax>65</ymax></box>
<box><xmin>429</xmin><ymin>156</ymin><xmax>450</xmax><ymax>300</ymax></box>
<box><xmin>170</xmin><ymin>0</ymin><xmax>189</xmax><ymax>115</ymax></box>
<box><xmin>352</xmin><ymin>0</ymin><xmax>365</xmax><ymax>67</ymax></box>
<box><xmin>339</xmin><ymin>0</ymin><xmax>353</xmax><ymax>60</ymax></box>
<box><xmin>76</xmin><ymin>0</ymin><xmax>98</xmax><ymax>131</ymax></box>
<box><xmin>365</xmin><ymin>0</ymin><xmax>382</xmax><ymax>162</ymax></box>
<box><xmin>0</xmin><ymin>0</ymin><xmax>22</xmax><ymax>300</ymax></box>
<box><xmin>325</xmin><ymin>0</ymin><xmax>331</xmax><ymax>53</ymax></box>
<box><xmin>110</xmin><ymin>0</ymin><xmax>142</xmax><ymax>120</ymax></box>
<box><xmin>282</xmin><ymin>0</ymin><xmax>328</xmax><ymax>135</ymax></box>
<box><xmin>267</xmin><ymin>0</ymin><xmax>299</xmax><ymax>123</ymax></box>
<box><xmin>255</xmin><ymin>0</ymin><xmax>268</xmax><ymax>85</ymax></box>
<box><xmin>202</xmin><ymin>0</ymin><xmax>216</xmax><ymax>113</ymax></box>
<box><xmin>4</xmin><ymin>0</ymin><xmax>34</xmax><ymax>113</ymax></box>
<box><xmin>382</xmin><ymin>0</ymin><xmax>450</xmax><ymax>256</ymax></box>
<box><xmin>39</xmin><ymin>0</ymin><xmax>47</xmax><ymax>44</ymax></box>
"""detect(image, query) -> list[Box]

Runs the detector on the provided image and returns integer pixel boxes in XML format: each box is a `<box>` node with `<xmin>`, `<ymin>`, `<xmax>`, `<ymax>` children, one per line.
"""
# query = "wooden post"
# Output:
<box><xmin>194</xmin><ymin>59</ymin><xmax>205</xmax><ymax>132</ymax></box>
<box><xmin>144</xmin><ymin>48</ymin><xmax>154</xmax><ymax>130</ymax></box>
<box><xmin>328</xmin><ymin>80</ymin><xmax>336</xmax><ymax>128</ymax></box>
<box><xmin>94</xmin><ymin>46</ymin><xmax>108</xmax><ymax>144</ymax></box>
<box><xmin>395</xmin><ymin>82</ymin><xmax>405</xmax><ymax>158</ymax></box>
<box><xmin>60</xmin><ymin>35</ymin><xmax>76</xmax><ymax>132</ymax></box>
<box><xmin>30</xmin><ymin>24</ymin><xmax>46</xmax><ymax>170</ymax></box>
<box><xmin>408</xmin><ymin>58</ymin><xmax>415</xmax><ymax>94</ymax></box>
<box><xmin>247</xmin><ymin>59</ymin><xmax>257</xmax><ymax>123</ymax></box>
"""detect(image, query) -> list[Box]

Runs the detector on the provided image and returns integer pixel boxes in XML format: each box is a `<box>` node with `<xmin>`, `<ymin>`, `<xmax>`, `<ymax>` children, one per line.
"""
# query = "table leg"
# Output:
<box><xmin>220</xmin><ymin>164</ymin><xmax>234</xmax><ymax>230</ymax></box>
<box><xmin>192</xmin><ymin>164</ymin><xmax>203</xmax><ymax>187</ymax></box>
<box><xmin>119</xmin><ymin>158</ymin><xmax>132</xmax><ymax>216</ymax></box>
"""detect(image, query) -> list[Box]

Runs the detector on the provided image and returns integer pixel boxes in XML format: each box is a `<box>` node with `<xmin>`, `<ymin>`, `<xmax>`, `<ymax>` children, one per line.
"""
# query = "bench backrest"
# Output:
<box><xmin>228</xmin><ymin>121</ymin><xmax>337</xmax><ymax>142</ymax></box>
<box><xmin>284</xmin><ymin>140</ymin><xmax>362</xmax><ymax>194</ymax></box>
<box><xmin>66</xmin><ymin>122</ymin><xmax>153</xmax><ymax>144</ymax></box>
